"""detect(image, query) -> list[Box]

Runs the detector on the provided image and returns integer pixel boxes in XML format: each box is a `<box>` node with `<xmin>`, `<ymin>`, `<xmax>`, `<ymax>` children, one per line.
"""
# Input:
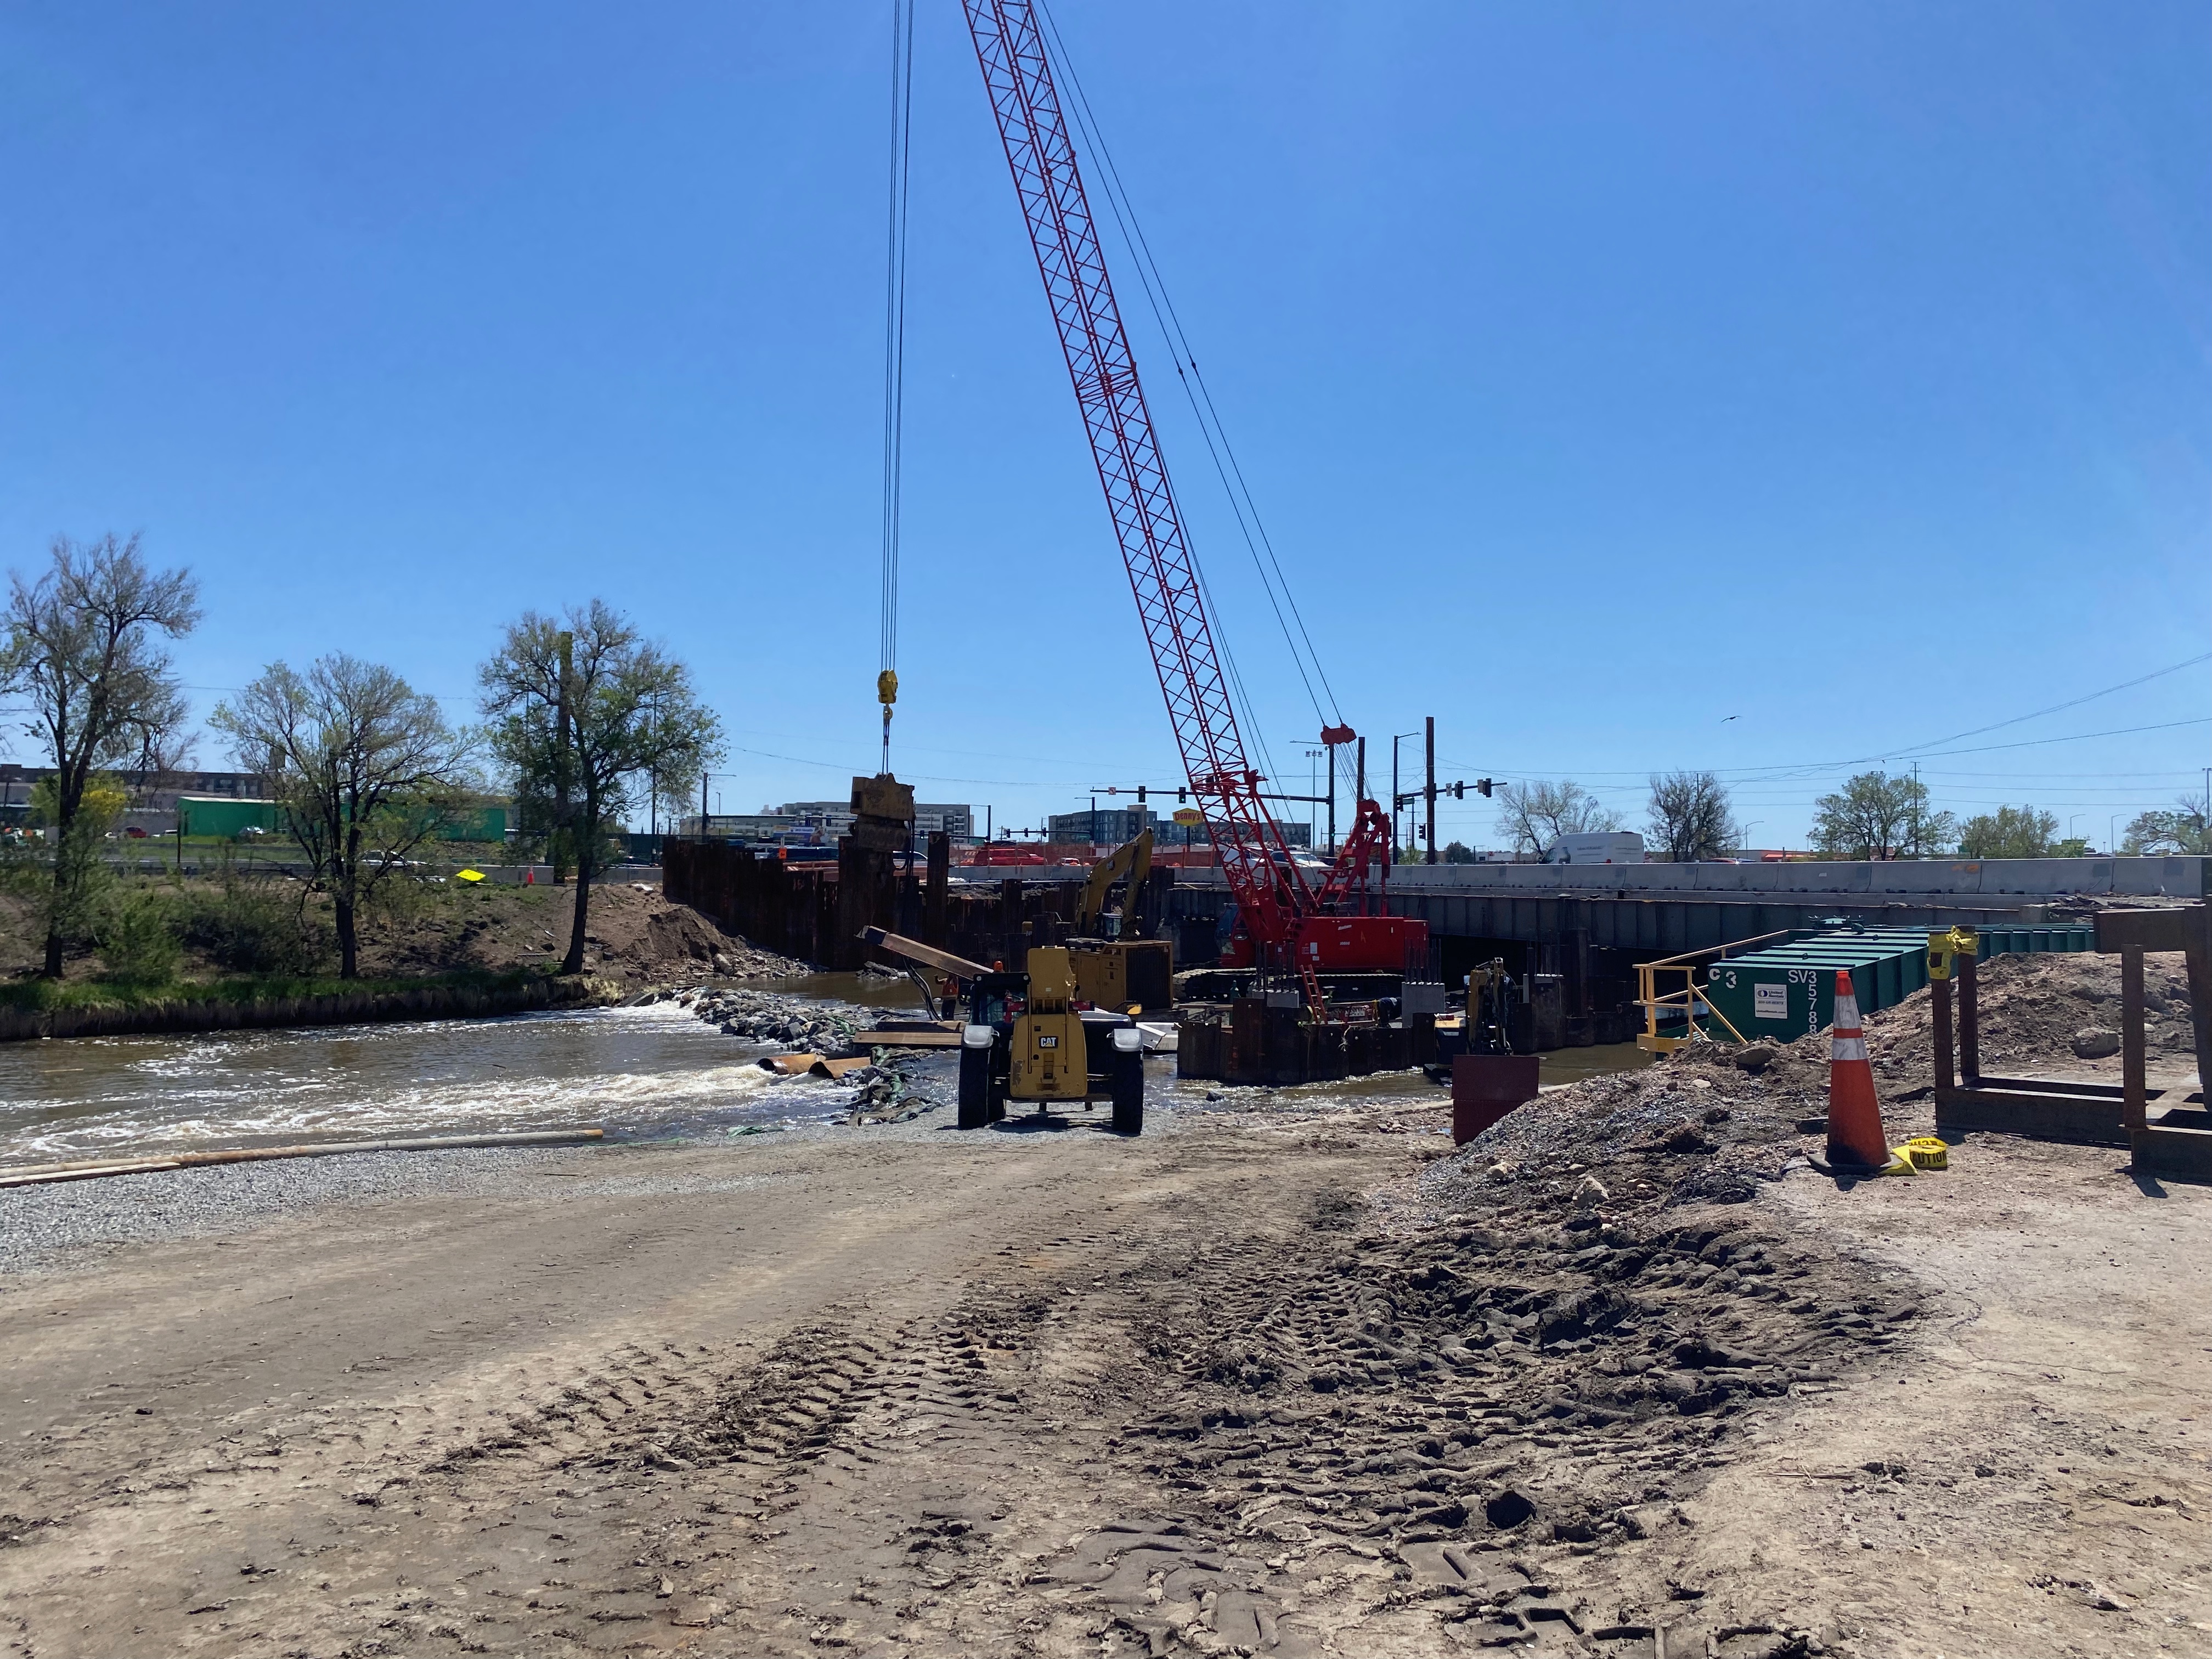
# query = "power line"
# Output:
<box><xmin>1881</xmin><ymin>650</ymin><xmax>2211</xmax><ymax>759</ymax></box>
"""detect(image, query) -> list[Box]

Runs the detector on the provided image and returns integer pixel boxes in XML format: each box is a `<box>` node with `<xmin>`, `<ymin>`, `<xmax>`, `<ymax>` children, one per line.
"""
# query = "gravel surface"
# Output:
<box><xmin>0</xmin><ymin>1143</ymin><xmax>597</xmax><ymax>1277</ymax></box>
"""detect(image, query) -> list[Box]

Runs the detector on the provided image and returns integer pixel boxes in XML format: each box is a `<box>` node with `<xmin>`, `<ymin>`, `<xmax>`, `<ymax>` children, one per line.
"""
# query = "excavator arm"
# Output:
<box><xmin>1075</xmin><ymin>828</ymin><xmax>1153</xmax><ymax>935</ymax></box>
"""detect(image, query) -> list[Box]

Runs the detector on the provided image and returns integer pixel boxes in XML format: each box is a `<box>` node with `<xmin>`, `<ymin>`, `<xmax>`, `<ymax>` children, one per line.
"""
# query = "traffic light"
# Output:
<box><xmin>1136</xmin><ymin>785</ymin><xmax>1146</xmax><ymax>804</ymax></box>
<box><xmin>1476</xmin><ymin>778</ymin><xmax>1494</xmax><ymax>797</ymax></box>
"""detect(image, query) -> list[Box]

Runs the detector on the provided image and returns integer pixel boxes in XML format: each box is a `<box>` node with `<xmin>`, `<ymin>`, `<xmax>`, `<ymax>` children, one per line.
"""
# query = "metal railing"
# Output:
<box><xmin>1634</xmin><ymin>930</ymin><xmax>1796</xmax><ymax>1053</ymax></box>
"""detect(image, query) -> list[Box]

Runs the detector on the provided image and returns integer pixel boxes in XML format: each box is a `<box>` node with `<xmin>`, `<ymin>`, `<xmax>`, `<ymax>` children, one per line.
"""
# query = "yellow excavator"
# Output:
<box><xmin>1066</xmin><ymin>829</ymin><xmax>1173</xmax><ymax>1012</ymax></box>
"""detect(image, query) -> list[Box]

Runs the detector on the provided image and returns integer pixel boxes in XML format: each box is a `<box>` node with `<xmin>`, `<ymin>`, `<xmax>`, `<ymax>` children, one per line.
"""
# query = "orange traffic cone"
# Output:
<box><xmin>524</xmin><ymin>868</ymin><xmax>534</xmax><ymax>885</ymax></box>
<box><xmin>1826</xmin><ymin>968</ymin><xmax>1888</xmax><ymax>1170</ymax></box>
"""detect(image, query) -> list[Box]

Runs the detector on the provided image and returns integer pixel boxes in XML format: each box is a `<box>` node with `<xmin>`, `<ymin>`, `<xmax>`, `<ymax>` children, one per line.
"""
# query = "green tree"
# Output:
<box><xmin>1957</xmin><ymin>804</ymin><xmax>2059</xmax><ymax>860</ymax></box>
<box><xmin>0</xmin><ymin>534</ymin><xmax>199</xmax><ymax>976</ymax></box>
<box><xmin>1645</xmin><ymin>770</ymin><xmax>1740</xmax><ymax>862</ymax></box>
<box><xmin>1810</xmin><ymin>770</ymin><xmax>1956</xmax><ymax>860</ymax></box>
<box><xmin>1494</xmin><ymin>779</ymin><xmax>1622</xmax><ymax>858</ymax></box>
<box><xmin>213</xmin><ymin>654</ymin><xmax>477</xmax><ymax>979</ymax></box>
<box><xmin>2121</xmin><ymin>793</ymin><xmax>2211</xmax><ymax>855</ymax></box>
<box><xmin>1441</xmin><ymin>840</ymin><xmax>1476</xmax><ymax>864</ymax></box>
<box><xmin>479</xmin><ymin>602</ymin><xmax>723</xmax><ymax>974</ymax></box>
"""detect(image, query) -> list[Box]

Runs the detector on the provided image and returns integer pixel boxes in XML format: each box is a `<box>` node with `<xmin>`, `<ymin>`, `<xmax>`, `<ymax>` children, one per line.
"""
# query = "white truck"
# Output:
<box><xmin>1543</xmin><ymin>831</ymin><xmax>1646</xmax><ymax>865</ymax></box>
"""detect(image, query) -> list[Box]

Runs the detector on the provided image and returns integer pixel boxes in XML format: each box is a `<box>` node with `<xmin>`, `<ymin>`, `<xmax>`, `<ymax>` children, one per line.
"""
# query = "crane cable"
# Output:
<box><xmin>877</xmin><ymin>0</ymin><xmax>915</xmax><ymax>775</ymax></box>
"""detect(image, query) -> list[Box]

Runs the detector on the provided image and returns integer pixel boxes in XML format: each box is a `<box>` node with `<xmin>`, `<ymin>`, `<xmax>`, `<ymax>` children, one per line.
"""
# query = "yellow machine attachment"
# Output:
<box><xmin>1066</xmin><ymin>830</ymin><xmax>1172</xmax><ymax>1011</ymax></box>
<box><xmin>1010</xmin><ymin>946</ymin><xmax>1091</xmax><ymax>1102</ymax></box>
<box><xmin>1076</xmin><ymin>828</ymin><xmax>1153</xmax><ymax>935</ymax></box>
<box><xmin>1070</xmin><ymin>939</ymin><xmax>1173</xmax><ymax>1013</ymax></box>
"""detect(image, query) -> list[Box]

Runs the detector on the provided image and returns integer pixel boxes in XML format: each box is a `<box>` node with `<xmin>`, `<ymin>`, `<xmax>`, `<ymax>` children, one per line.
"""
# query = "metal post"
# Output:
<box><xmin>1424</xmin><ymin>715</ymin><xmax>1437</xmax><ymax>865</ymax></box>
<box><xmin>1931</xmin><ymin>975</ymin><xmax>1954</xmax><ymax>1093</ymax></box>
<box><xmin>1327</xmin><ymin>748</ymin><xmax>1337</xmax><ymax>854</ymax></box>
<box><xmin>2121</xmin><ymin>944</ymin><xmax>2147</xmax><ymax>1133</ymax></box>
<box><xmin>1957</xmin><ymin>949</ymin><xmax>1980</xmax><ymax>1085</ymax></box>
<box><xmin>1389</xmin><ymin>737</ymin><xmax>1398</xmax><ymax>871</ymax></box>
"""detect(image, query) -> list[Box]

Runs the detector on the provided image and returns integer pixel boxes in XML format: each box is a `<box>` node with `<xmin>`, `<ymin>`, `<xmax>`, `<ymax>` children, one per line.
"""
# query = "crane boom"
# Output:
<box><xmin>964</xmin><ymin>1</ymin><xmax>1428</xmax><ymax>1000</ymax></box>
<box><xmin>962</xmin><ymin>0</ymin><xmax>1312</xmax><ymax>957</ymax></box>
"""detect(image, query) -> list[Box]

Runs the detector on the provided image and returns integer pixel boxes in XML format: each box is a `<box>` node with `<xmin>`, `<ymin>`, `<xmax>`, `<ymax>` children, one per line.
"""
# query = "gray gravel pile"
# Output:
<box><xmin>1421</xmin><ymin>1047</ymin><xmax>1822</xmax><ymax>1224</ymax></box>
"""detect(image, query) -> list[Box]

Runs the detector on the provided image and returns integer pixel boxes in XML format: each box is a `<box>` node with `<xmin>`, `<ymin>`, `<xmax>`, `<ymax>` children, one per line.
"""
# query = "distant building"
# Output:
<box><xmin>777</xmin><ymin>800</ymin><xmax>975</xmax><ymax>843</ymax></box>
<box><xmin>1049</xmin><ymin>805</ymin><xmax>1312</xmax><ymax>850</ymax></box>
<box><xmin>680</xmin><ymin>800</ymin><xmax>975</xmax><ymax>850</ymax></box>
<box><xmin>0</xmin><ymin>764</ymin><xmax>267</xmax><ymax>820</ymax></box>
<box><xmin>1049</xmin><ymin>805</ymin><xmax>1157</xmax><ymax>844</ymax></box>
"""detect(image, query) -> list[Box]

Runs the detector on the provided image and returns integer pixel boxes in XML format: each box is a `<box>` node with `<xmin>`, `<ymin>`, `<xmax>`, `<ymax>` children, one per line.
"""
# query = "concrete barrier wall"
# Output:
<box><xmin>1174</xmin><ymin>856</ymin><xmax>2205</xmax><ymax>900</ymax></box>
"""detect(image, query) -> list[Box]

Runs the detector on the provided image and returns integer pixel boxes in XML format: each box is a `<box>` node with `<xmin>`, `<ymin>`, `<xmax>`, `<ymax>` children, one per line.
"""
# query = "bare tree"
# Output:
<box><xmin>1</xmin><ymin>534</ymin><xmax>199</xmax><ymax>976</ymax></box>
<box><xmin>1495</xmin><ymin>778</ymin><xmax>1622</xmax><ymax>858</ymax></box>
<box><xmin>1645</xmin><ymin>770</ymin><xmax>1739</xmax><ymax>862</ymax></box>
<box><xmin>479</xmin><ymin>602</ymin><xmax>722</xmax><ymax>974</ymax></box>
<box><xmin>213</xmin><ymin>655</ymin><xmax>475</xmax><ymax>979</ymax></box>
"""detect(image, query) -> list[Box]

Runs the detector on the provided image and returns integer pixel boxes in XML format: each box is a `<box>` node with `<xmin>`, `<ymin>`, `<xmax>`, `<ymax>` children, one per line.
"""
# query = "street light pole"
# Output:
<box><xmin>1424</xmin><ymin>715</ymin><xmax>1437</xmax><ymax>864</ymax></box>
<box><xmin>1390</xmin><ymin>730</ymin><xmax>1419</xmax><ymax>868</ymax></box>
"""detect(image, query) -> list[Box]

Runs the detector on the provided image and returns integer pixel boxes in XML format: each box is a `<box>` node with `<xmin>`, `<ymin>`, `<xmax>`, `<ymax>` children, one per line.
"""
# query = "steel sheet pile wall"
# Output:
<box><xmin>1177</xmin><ymin>1000</ymin><xmax>1433</xmax><ymax>1085</ymax></box>
<box><xmin>662</xmin><ymin>843</ymin><xmax>1171</xmax><ymax>972</ymax></box>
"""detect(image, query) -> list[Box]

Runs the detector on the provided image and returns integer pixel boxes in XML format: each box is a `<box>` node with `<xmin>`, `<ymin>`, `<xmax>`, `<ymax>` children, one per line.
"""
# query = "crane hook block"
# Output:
<box><xmin>877</xmin><ymin>669</ymin><xmax>899</xmax><ymax>707</ymax></box>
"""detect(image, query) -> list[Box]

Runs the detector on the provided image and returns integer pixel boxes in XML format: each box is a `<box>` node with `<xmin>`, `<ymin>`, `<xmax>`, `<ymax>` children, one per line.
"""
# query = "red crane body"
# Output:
<box><xmin>962</xmin><ymin>1</ymin><xmax>1425</xmax><ymax>998</ymax></box>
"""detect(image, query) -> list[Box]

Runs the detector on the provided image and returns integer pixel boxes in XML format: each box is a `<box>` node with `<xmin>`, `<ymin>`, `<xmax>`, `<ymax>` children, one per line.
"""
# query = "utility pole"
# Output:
<box><xmin>1424</xmin><ymin>715</ymin><xmax>1437</xmax><ymax>865</ymax></box>
<box><xmin>700</xmin><ymin>771</ymin><xmax>708</xmax><ymax>834</ymax></box>
<box><xmin>1389</xmin><ymin>741</ymin><xmax>1398</xmax><ymax>869</ymax></box>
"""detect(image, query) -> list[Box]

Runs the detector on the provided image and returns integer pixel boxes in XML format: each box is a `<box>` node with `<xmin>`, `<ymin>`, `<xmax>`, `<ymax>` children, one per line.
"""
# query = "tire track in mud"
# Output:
<box><xmin>356</xmin><ymin>1188</ymin><xmax>1897</xmax><ymax>1657</ymax></box>
<box><xmin>18</xmin><ymin>1164</ymin><xmax>1908</xmax><ymax>1659</ymax></box>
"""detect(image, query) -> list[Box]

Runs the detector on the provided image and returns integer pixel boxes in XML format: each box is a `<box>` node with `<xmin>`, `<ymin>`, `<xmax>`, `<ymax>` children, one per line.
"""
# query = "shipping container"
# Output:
<box><xmin>1700</xmin><ymin>922</ymin><xmax>2092</xmax><ymax>1044</ymax></box>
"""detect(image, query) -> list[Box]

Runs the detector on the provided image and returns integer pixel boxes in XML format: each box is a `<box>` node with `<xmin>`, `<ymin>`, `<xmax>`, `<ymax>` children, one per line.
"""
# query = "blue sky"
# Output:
<box><xmin>3</xmin><ymin>2</ymin><xmax>2205</xmax><ymax>849</ymax></box>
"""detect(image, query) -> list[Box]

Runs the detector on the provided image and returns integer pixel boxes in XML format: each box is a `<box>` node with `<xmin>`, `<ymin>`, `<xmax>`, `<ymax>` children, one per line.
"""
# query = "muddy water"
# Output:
<box><xmin>0</xmin><ymin>998</ymin><xmax>873</xmax><ymax>1166</ymax></box>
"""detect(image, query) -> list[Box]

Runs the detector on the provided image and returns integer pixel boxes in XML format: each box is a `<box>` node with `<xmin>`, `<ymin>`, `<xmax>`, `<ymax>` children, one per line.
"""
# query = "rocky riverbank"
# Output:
<box><xmin>642</xmin><ymin>983</ymin><xmax>939</xmax><ymax>1125</ymax></box>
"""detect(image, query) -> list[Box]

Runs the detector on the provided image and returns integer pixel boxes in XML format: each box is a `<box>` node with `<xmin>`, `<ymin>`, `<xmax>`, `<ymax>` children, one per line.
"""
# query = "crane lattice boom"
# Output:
<box><xmin>962</xmin><ymin>0</ymin><xmax>1313</xmax><ymax>954</ymax></box>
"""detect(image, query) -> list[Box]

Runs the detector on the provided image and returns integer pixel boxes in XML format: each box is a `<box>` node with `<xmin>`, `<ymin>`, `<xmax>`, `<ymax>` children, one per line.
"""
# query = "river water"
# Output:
<box><xmin>0</xmin><ymin>1000</ymin><xmax>881</xmax><ymax>1165</ymax></box>
<box><xmin>0</xmin><ymin>967</ymin><xmax>1651</xmax><ymax>1167</ymax></box>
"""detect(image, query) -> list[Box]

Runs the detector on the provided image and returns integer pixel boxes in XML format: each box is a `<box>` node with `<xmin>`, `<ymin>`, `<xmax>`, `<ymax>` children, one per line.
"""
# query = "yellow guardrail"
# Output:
<box><xmin>1634</xmin><ymin>930</ymin><xmax>1794</xmax><ymax>1054</ymax></box>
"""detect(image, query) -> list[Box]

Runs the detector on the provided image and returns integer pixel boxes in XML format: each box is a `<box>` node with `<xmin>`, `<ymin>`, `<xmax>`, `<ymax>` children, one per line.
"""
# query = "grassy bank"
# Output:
<box><xmin>0</xmin><ymin>964</ymin><xmax>554</xmax><ymax>1018</ymax></box>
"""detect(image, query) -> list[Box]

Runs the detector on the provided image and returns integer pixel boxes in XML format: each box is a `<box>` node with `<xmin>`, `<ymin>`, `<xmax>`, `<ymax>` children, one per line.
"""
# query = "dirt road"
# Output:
<box><xmin>4</xmin><ymin>1063</ymin><xmax>2208</xmax><ymax>1657</ymax></box>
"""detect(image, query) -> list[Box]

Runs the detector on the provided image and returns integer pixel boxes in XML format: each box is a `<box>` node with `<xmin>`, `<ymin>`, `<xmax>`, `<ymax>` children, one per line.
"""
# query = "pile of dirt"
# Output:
<box><xmin>0</xmin><ymin>879</ymin><xmax>811</xmax><ymax>991</ymax></box>
<box><xmin>1861</xmin><ymin>947</ymin><xmax>2199</xmax><ymax>1075</ymax></box>
<box><xmin>357</xmin><ymin>883</ymin><xmax>809</xmax><ymax>986</ymax></box>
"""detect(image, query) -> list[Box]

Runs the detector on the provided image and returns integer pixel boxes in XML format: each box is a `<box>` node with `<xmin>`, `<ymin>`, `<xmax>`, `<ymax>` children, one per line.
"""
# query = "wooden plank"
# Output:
<box><xmin>2122</xmin><ymin>944</ymin><xmax>2147</xmax><ymax>1132</ymax></box>
<box><xmin>2134</xmin><ymin>1124</ymin><xmax>2212</xmax><ymax>1181</ymax></box>
<box><xmin>1936</xmin><ymin>1083</ymin><xmax>2127</xmax><ymax>1147</ymax></box>
<box><xmin>2094</xmin><ymin>906</ymin><xmax>2202</xmax><ymax>953</ymax></box>
<box><xmin>852</xmin><ymin>1028</ymin><xmax>965</xmax><ymax>1049</ymax></box>
<box><xmin>859</xmin><ymin>927</ymin><xmax>992</xmax><ymax>980</ymax></box>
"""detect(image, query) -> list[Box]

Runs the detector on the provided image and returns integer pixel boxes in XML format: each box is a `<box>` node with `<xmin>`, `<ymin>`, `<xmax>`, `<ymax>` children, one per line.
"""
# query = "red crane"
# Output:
<box><xmin>962</xmin><ymin>1</ymin><xmax>1425</xmax><ymax>1007</ymax></box>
